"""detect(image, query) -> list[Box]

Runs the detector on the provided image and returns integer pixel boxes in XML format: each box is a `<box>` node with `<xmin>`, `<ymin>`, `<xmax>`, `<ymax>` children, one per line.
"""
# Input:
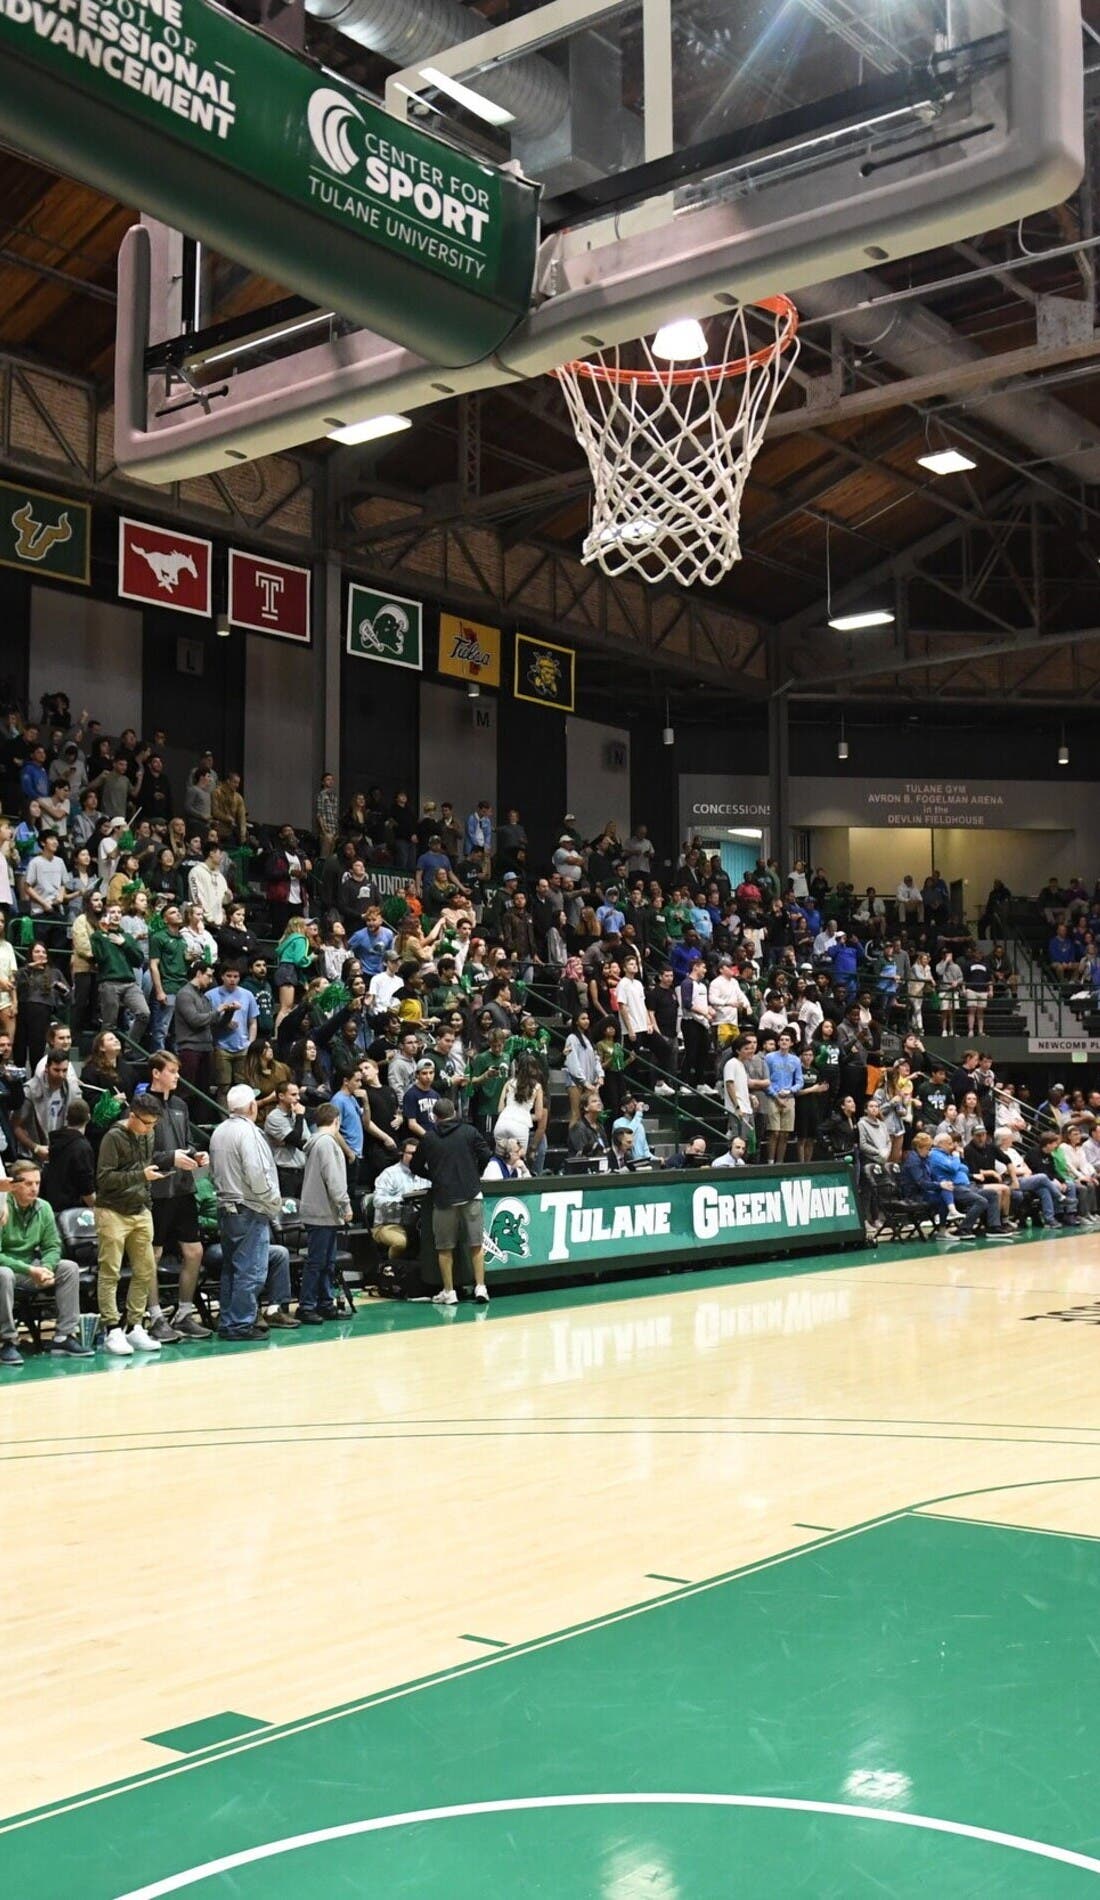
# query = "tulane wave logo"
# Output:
<box><xmin>307</xmin><ymin>88</ymin><xmax>363</xmax><ymax>177</ymax></box>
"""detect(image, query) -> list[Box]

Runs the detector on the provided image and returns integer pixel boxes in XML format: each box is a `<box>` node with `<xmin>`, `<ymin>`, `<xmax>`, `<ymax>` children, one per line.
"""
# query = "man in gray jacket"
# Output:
<box><xmin>15</xmin><ymin>1054</ymin><xmax>82</xmax><ymax>1161</ymax></box>
<box><xmin>298</xmin><ymin>1103</ymin><xmax>352</xmax><ymax>1322</ymax></box>
<box><xmin>174</xmin><ymin>966</ymin><xmax>236</xmax><ymax>1102</ymax></box>
<box><xmin>209</xmin><ymin>1084</ymin><xmax>298</xmax><ymax>1340</ymax></box>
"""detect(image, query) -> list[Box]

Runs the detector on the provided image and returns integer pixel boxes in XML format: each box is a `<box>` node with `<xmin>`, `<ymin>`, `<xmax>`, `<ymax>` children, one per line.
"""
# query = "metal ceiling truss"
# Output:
<box><xmin>0</xmin><ymin>350</ymin><xmax>318</xmax><ymax>547</ymax></box>
<box><xmin>339</xmin><ymin>497</ymin><xmax>770</xmax><ymax>696</ymax></box>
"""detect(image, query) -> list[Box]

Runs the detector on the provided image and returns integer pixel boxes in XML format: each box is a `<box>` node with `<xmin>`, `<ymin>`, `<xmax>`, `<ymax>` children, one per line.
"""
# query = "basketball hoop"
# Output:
<box><xmin>554</xmin><ymin>297</ymin><xmax>800</xmax><ymax>588</ymax></box>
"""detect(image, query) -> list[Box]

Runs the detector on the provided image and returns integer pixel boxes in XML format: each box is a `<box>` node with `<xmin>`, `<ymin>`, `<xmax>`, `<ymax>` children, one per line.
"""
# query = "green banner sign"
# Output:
<box><xmin>0</xmin><ymin>0</ymin><xmax>539</xmax><ymax>365</ymax></box>
<box><xmin>346</xmin><ymin>584</ymin><xmax>423</xmax><ymax>670</ymax></box>
<box><xmin>477</xmin><ymin>1164</ymin><xmax>863</xmax><ymax>1283</ymax></box>
<box><xmin>0</xmin><ymin>480</ymin><xmax>90</xmax><ymax>584</ymax></box>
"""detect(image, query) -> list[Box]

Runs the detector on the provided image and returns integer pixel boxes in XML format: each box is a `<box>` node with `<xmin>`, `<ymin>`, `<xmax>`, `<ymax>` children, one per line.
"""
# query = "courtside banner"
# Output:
<box><xmin>346</xmin><ymin>583</ymin><xmax>422</xmax><ymax>670</ymax></box>
<box><xmin>514</xmin><ymin>632</ymin><xmax>575</xmax><ymax>712</ymax></box>
<box><xmin>438</xmin><ymin>612</ymin><xmax>501</xmax><ymax>687</ymax></box>
<box><xmin>118</xmin><ymin>517</ymin><xmax>212</xmax><ymax>617</ymax></box>
<box><xmin>477</xmin><ymin>1164</ymin><xmax>863</xmax><ymax>1284</ymax></box>
<box><xmin>0</xmin><ymin>480</ymin><xmax>90</xmax><ymax>583</ymax></box>
<box><xmin>229</xmin><ymin>550</ymin><xmax>311</xmax><ymax>642</ymax></box>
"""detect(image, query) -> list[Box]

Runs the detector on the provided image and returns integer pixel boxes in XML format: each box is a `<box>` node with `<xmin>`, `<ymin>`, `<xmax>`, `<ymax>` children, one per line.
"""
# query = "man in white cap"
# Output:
<box><xmin>553</xmin><ymin>834</ymin><xmax>584</xmax><ymax>887</ymax></box>
<box><xmin>208</xmin><ymin>1084</ymin><xmax>298</xmax><ymax>1340</ymax></box>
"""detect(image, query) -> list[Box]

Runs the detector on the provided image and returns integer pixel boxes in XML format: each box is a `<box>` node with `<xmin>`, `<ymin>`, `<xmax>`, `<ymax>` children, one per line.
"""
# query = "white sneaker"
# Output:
<box><xmin>128</xmin><ymin>1324</ymin><xmax>163</xmax><ymax>1352</ymax></box>
<box><xmin>432</xmin><ymin>1289</ymin><xmax>458</xmax><ymax>1306</ymax></box>
<box><xmin>104</xmin><ymin>1327</ymin><xmax>133</xmax><ymax>1357</ymax></box>
<box><xmin>473</xmin><ymin>1284</ymin><xmax>490</xmax><ymax>1302</ymax></box>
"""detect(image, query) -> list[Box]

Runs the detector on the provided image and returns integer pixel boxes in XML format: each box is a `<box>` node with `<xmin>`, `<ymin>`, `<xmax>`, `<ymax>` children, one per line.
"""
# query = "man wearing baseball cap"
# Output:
<box><xmin>208</xmin><ymin>1084</ymin><xmax>298</xmax><ymax>1340</ymax></box>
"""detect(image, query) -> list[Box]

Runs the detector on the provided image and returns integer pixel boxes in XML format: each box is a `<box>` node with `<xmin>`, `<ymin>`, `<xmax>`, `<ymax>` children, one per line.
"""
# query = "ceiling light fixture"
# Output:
<box><xmin>1059</xmin><ymin>724</ymin><xmax>1070</xmax><ymax>767</ymax></box>
<box><xmin>918</xmin><ymin>447</ymin><xmax>978</xmax><ymax>476</ymax></box>
<box><xmin>418</xmin><ymin>66</ymin><xmax>515</xmax><ymax>126</ymax></box>
<box><xmin>327</xmin><ymin>413</ymin><xmax>412</xmax><ymax>446</ymax></box>
<box><xmin>828</xmin><ymin>609</ymin><xmax>896</xmax><ymax>632</ymax></box>
<box><xmin>652</xmin><ymin>317</ymin><xmax>708</xmax><ymax>363</ymax></box>
<box><xmin>215</xmin><ymin>612</ymin><xmax>231</xmax><ymax>638</ymax></box>
<box><xmin>838</xmin><ymin>715</ymin><xmax>849</xmax><ymax>762</ymax></box>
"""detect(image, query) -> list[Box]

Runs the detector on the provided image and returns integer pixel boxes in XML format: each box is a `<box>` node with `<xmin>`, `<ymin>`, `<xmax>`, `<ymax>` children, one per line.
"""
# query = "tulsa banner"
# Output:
<box><xmin>477</xmin><ymin>1164</ymin><xmax>862</xmax><ymax>1282</ymax></box>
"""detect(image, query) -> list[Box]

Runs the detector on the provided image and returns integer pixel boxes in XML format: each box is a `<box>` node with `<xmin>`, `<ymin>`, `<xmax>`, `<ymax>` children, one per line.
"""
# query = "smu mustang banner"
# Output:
<box><xmin>0</xmin><ymin>0</ymin><xmax>539</xmax><ymax>366</ymax></box>
<box><xmin>118</xmin><ymin>517</ymin><xmax>211</xmax><ymax>617</ymax></box>
<box><xmin>479</xmin><ymin>1165</ymin><xmax>862</xmax><ymax>1282</ymax></box>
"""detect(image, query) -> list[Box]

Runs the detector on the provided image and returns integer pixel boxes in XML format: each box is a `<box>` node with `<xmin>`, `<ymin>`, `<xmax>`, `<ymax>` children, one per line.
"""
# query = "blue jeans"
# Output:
<box><xmin>301</xmin><ymin>1228</ymin><xmax>338</xmax><ymax>1312</ymax></box>
<box><xmin>149</xmin><ymin>993</ymin><xmax>175</xmax><ymax>1051</ymax></box>
<box><xmin>218</xmin><ymin>1207</ymin><xmax>271</xmax><ymax>1335</ymax></box>
<box><xmin>1017</xmin><ymin>1172</ymin><xmax>1075</xmax><ymax>1222</ymax></box>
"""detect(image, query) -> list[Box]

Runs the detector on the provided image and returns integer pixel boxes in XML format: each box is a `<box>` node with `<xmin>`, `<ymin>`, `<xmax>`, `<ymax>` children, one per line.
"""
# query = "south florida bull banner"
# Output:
<box><xmin>346</xmin><ymin>583</ymin><xmax>423</xmax><ymax>670</ymax></box>
<box><xmin>479</xmin><ymin>1164</ymin><xmax>862</xmax><ymax>1284</ymax></box>
<box><xmin>0</xmin><ymin>480</ymin><xmax>90</xmax><ymax>584</ymax></box>
<box><xmin>514</xmin><ymin>631</ymin><xmax>575</xmax><ymax>712</ymax></box>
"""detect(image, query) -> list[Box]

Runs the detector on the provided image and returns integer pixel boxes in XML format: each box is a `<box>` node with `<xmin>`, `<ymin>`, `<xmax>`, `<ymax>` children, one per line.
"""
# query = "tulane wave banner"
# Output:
<box><xmin>471</xmin><ymin>1164</ymin><xmax>863</xmax><ymax>1285</ymax></box>
<box><xmin>0</xmin><ymin>0</ymin><xmax>539</xmax><ymax>364</ymax></box>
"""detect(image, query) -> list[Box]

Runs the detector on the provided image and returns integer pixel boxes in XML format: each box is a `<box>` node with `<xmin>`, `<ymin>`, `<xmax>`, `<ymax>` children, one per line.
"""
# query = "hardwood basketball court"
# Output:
<box><xmin>6</xmin><ymin>1231</ymin><xmax>1100</xmax><ymax>1895</ymax></box>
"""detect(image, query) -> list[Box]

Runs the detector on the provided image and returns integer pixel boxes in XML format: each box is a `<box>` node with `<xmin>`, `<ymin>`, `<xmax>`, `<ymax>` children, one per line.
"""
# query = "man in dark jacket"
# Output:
<box><xmin>413</xmin><ymin>1099</ymin><xmax>492</xmax><ymax>1307</ymax></box>
<box><xmin>41</xmin><ymin>1097</ymin><xmax>96</xmax><ymax>1212</ymax></box>
<box><xmin>147</xmin><ymin>1050</ymin><xmax>210</xmax><ymax>1340</ymax></box>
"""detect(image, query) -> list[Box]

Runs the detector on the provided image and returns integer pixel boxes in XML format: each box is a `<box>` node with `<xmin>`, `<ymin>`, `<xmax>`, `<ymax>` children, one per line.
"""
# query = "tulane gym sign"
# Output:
<box><xmin>0</xmin><ymin>0</ymin><xmax>539</xmax><ymax>365</ymax></box>
<box><xmin>479</xmin><ymin>1166</ymin><xmax>863</xmax><ymax>1282</ymax></box>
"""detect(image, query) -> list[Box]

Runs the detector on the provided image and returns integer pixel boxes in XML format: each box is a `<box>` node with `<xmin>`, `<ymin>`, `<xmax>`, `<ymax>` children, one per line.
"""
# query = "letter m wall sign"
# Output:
<box><xmin>228</xmin><ymin>550</ymin><xmax>311</xmax><ymax>642</ymax></box>
<box><xmin>119</xmin><ymin>518</ymin><xmax>212</xmax><ymax>618</ymax></box>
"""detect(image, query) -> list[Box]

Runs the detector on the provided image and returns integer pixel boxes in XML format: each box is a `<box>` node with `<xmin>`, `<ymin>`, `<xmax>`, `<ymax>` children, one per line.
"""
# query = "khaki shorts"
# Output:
<box><xmin>372</xmin><ymin>1223</ymin><xmax>408</xmax><ymax>1256</ymax></box>
<box><xmin>432</xmin><ymin>1197</ymin><xmax>485</xmax><ymax>1253</ymax></box>
<box><xmin>765</xmin><ymin>1095</ymin><xmax>796</xmax><ymax>1133</ymax></box>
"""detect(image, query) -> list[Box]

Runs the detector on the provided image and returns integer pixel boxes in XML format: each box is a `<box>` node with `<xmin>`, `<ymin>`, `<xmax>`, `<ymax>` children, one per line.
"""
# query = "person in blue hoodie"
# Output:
<box><xmin>827</xmin><ymin>931</ymin><xmax>864</xmax><ymax>1000</ymax></box>
<box><xmin>927</xmin><ymin>1133</ymin><xmax>1002</xmax><ymax>1237</ymax></box>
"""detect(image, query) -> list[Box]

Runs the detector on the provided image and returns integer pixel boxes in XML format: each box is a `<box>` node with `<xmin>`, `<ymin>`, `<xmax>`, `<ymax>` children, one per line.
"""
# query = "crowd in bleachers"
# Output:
<box><xmin>0</xmin><ymin>691</ymin><xmax>1095</xmax><ymax>1360</ymax></box>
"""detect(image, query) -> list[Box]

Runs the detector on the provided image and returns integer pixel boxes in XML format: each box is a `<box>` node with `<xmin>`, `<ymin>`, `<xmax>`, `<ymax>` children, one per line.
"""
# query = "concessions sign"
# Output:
<box><xmin>229</xmin><ymin>549</ymin><xmax>311</xmax><ymax>642</ymax></box>
<box><xmin>118</xmin><ymin>517</ymin><xmax>211</xmax><ymax>617</ymax></box>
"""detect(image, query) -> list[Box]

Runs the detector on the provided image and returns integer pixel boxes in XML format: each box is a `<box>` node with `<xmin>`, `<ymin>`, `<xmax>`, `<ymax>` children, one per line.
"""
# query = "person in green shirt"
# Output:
<box><xmin>505</xmin><ymin>1014</ymin><xmax>551</xmax><ymax>1084</ymax></box>
<box><xmin>242</xmin><ymin>954</ymin><xmax>276</xmax><ymax>1040</ymax></box>
<box><xmin>426</xmin><ymin>957</ymin><xmax>464</xmax><ymax>1019</ymax></box>
<box><xmin>91</xmin><ymin>905</ymin><xmax>150</xmax><ymax>1040</ymax></box>
<box><xmin>466</xmin><ymin>1027</ymin><xmax>511</xmax><ymax>1133</ymax></box>
<box><xmin>665</xmin><ymin>892</ymin><xmax>693</xmax><ymax>943</ymax></box>
<box><xmin>149</xmin><ymin>903</ymin><xmax>192</xmax><ymax>1048</ymax></box>
<box><xmin>274</xmin><ymin>918</ymin><xmax>313</xmax><ymax>1029</ymax></box>
<box><xmin>0</xmin><ymin>1159</ymin><xmax>90</xmax><ymax>1365</ymax></box>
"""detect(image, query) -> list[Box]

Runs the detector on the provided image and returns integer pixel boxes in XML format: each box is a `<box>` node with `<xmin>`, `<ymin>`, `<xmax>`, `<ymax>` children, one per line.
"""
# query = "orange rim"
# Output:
<box><xmin>553</xmin><ymin>296</ymin><xmax>799</xmax><ymax>387</ymax></box>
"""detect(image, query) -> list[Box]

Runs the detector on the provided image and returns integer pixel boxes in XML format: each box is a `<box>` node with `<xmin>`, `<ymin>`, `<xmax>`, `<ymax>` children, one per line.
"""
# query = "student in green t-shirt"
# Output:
<box><xmin>466</xmin><ymin>1026</ymin><xmax>511</xmax><ymax>1133</ymax></box>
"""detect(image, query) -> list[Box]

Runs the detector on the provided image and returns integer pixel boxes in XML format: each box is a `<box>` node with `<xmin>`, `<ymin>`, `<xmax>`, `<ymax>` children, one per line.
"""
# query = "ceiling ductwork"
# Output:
<box><xmin>797</xmin><ymin>270</ymin><xmax>1100</xmax><ymax>485</ymax></box>
<box><xmin>302</xmin><ymin>0</ymin><xmax>568</xmax><ymax>140</ymax></box>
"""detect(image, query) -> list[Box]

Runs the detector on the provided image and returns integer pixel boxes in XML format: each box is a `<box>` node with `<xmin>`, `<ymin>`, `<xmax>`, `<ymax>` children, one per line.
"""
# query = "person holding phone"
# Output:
<box><xmin>95</xmin><ymin>1094</ymin><xmax>190</xmax><ymax>1357</ymax></box>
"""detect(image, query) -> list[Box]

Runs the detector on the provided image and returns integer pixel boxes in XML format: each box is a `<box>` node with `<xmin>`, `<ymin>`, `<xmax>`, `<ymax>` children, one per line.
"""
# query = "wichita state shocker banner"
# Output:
<box><xmin>119</xmin><ymin>518</ymin><xmax>212</xmax><ymax>617</ymax></box>
<box><xmin>514</xmin><ymin>632</ymin><xmax>575</xmax><ymax>712</ymax></box>
<box><xmin>0</xmin><ymin>480</ymin><xmax>90</xmax><ymax>583</ymax></box>
<box><xmin>229</xmin><ymin>550</ymin><xmax>311</xmax><ymax>642</ymax></box>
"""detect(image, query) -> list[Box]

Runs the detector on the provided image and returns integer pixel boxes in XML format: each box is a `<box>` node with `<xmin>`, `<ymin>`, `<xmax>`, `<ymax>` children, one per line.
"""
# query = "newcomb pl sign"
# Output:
<box><xmin>0</xmin><ymin>0</ymin><xmax>539</xmax><ymax>364</ymax></box>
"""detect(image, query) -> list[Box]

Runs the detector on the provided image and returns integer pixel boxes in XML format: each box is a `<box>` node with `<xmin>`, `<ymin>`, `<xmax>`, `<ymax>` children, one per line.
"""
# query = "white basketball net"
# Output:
<box><xmin>555</xmin><ymin>300</ymin><xmax>800</xmax><ymax>588</ymax></box>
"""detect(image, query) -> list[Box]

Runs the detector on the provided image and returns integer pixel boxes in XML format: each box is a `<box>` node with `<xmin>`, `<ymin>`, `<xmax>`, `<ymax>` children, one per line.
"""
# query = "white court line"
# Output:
<box><xmin>115</xmin><ymin>1792</ymin><xmax>1100</xmax><ymax>1897</ymax></box>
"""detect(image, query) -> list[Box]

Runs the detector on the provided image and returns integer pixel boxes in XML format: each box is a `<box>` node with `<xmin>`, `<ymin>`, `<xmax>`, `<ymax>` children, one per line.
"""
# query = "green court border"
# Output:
<box><xmin>6</xmin><ymin>1469</ymin><xmax>1100</xmax><ymax>1840</ymax></box>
